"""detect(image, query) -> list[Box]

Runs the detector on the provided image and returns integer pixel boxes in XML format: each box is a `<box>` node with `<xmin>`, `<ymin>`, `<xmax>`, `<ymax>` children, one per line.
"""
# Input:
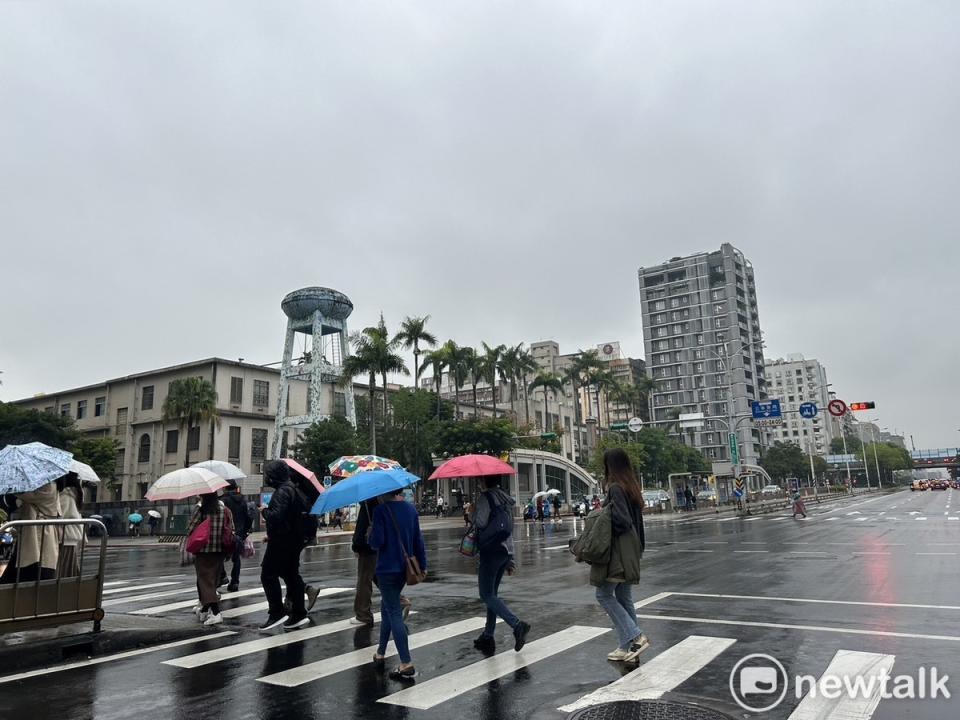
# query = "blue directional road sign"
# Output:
<box><xmin>798</xmin><ymin>402</ymin><xmax>818</xmax><ymax>419</ymax></box>
<box><xmin>751</xmin><ymin>399</ymin><xmax>782</xmax><ymax>419</ymax></box>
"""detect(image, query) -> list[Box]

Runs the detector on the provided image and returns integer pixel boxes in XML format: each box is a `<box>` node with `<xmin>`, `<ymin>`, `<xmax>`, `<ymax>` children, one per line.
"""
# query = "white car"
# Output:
<box><xmin>642</xmin><ymin>490</ymin><xmax>670</xmax><ymax>509</ymax></box>
<box><xmin>760</xmin><ymin>484</ymin><xmax>782</xmax><ymax>497</ymax></box>
<box><xmin>697</xmin><ymin>488</ymin><xmax>718</xmax><ymax>503</ymax></box>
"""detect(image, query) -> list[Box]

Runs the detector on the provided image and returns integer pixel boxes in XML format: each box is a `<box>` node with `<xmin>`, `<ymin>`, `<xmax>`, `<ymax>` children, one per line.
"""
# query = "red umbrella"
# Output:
<box><xmin>428</xmin><ymin>454</ymin><xmax>516</xmax><ymax>480</ymax></box>
<box><xmin>282</xmin><ymin>458</ymin><xmax>324</xmax><ymax>495</ymax></box>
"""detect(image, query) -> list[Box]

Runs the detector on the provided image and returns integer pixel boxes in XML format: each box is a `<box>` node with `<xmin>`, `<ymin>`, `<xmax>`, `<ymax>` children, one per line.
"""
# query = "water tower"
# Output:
<box><xmin>272</xmin><ymin>287</ymin><xmax>357</xmax><ymax>458</ymax></box>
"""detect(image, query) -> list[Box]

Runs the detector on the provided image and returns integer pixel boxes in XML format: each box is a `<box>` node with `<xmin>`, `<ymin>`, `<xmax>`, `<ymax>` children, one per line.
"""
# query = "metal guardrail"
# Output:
<box><xmin>0</xmin><ymin>518</ymin><xmax>107</xmax><ymax>634</ymax></box>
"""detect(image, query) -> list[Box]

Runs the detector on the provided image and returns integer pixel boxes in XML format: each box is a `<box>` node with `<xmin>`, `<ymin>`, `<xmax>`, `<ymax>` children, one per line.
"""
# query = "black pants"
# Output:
<box><xmin>261</xmin><ymin>541</ymin><xmax>304</xmax><ymax>616</ymax></box>
<box><xmin>229</xmin><ymin>534</ymin><xmax>246</xmax><ymax>586</ymax></box>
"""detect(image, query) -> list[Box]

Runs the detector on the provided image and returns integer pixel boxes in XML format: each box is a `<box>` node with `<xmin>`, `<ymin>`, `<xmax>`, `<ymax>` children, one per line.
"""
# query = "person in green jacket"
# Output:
<box><xmin>592</xmin><ymin>448</ymin><xmax>649</xmax><ymax>663</ymax></box>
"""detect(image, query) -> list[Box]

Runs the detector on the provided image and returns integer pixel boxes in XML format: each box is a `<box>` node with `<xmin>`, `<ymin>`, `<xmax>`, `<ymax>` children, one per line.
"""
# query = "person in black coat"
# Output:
<box><xmin>222</xmin><ymin>480</ymin><xmax>252</xmax><ymax>592</ymax></box>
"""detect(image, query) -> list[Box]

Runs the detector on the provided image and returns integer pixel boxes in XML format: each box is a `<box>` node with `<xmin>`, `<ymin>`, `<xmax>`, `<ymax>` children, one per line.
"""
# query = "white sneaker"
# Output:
<box><xmin>203</xmin><ymin>613</ymin><xmax>223</xmax><ymax>626</ymax></box>
<box><xmin>607</xmin><ymin>647</ymin><xmax>633</xmax><ymax>661</ymax></box>
<box><xmin>624</xmin><ymin>634</ymin><xmax>651</xmax><ymax>662</ymax></box>
<box><xmin>349</xmin><ymin>617</ymin><xmax>371</xmax><ymax>626</ymax></box>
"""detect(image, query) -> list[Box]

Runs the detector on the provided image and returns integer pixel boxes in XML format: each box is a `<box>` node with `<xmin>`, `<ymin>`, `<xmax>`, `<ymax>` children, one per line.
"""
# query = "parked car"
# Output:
<box><xmin>696</xmin><ymin>488</ymin><xmax>718</xmax><ymax>505</ymax></box>
<box><xmin>760</xmin><ymin>484</ymin><xmax>782</xmax><ymax>497</ymax></box>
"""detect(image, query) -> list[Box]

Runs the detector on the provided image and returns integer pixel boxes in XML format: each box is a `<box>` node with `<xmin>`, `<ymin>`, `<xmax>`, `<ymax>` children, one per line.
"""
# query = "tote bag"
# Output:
<box><xmin>385</xmin><ymin>505</ymin><xmax>427</xmax><ymax>586</ymax></box>
<box><xmin>185</xmin><ymin>517</ymin><xmax>211</xmax><ymax>554</ymax></box>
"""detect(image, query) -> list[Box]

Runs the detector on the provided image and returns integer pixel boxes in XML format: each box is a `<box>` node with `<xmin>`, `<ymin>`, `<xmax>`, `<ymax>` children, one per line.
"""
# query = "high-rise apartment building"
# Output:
<box><xmin>764</xmin><ymin>354</ymin><xmax>835</xmax><ymax>455</ymax></box>
<box><xmin>638</xmin><ymin>243</ymin><xmax>767</xmax><ymax>469</ymax></box>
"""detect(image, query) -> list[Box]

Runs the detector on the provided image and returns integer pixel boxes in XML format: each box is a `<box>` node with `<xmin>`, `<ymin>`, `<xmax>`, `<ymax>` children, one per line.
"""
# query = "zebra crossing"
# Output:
<box><xmin>2</xmin><ymin>580</ymin><xmax>942</xmax><ymax>720</ymax></box>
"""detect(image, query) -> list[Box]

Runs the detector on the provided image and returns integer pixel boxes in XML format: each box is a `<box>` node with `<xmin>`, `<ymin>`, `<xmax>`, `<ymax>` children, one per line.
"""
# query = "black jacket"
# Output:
<box><xmin>605</xmin><ymin>483</ymin><xmax>645</xmax><ymax>552</ymax></box>
<box><xmin>352</xmin><ymin>499</ymin><xmax>379</xmax><ymax>555</ymax></box>
<box><xmin>223</xmin><ymin>492</ymin><xmax>251</xmax><ymax>537</ymax></box>
<box><xmin>263</xmin><ymin>480</ymin><xmax>303</xmax><ymax>543</ymax></box>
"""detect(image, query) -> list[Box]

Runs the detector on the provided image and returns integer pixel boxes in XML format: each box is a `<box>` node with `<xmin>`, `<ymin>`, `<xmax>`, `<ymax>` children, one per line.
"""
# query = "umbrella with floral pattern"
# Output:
<box><xmin>328</xmin><ymin>454</ymin><xmax>402</xmax><ymax>478</ymax></box>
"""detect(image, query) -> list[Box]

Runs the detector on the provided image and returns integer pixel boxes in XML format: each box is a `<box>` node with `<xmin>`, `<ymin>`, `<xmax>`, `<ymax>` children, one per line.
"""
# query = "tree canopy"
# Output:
<box><xmin>292</xmin><ymin>416</ymin><xmax>358</xmax><ymax>477</ymax></box>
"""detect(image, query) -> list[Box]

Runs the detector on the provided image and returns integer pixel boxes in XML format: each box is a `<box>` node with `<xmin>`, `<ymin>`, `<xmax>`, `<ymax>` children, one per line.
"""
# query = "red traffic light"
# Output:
<box><xmin>849</xmin><ymin>401</ymin><xmax>876</xmax><ymax>411</ymax></box>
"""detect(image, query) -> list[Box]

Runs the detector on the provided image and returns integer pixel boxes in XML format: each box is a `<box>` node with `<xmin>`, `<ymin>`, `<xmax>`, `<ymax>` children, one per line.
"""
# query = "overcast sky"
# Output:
<box><xmin>1</xmin><ymin>2</ymin><xmax>957</xmax><ymax>448</ymax></box>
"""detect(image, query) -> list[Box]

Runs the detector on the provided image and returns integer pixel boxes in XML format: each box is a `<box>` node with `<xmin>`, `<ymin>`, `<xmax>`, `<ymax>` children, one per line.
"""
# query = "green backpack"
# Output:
<box><xmin>569</xmin><ymin>505</ymin><xmax>612</xmax><ymax>566</ymax></box>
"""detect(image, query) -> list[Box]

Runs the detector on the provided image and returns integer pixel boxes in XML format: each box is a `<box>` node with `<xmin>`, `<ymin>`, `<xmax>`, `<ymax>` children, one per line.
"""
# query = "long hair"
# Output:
<box><xmin>200</xmin><ymin>492</ymin><xmax>220</xmax><ymax>516</ymax></box>
<box><xmin>603</xmin><ymin>448</ymin><xmax>644</xmax><ymax>507</ymax></box>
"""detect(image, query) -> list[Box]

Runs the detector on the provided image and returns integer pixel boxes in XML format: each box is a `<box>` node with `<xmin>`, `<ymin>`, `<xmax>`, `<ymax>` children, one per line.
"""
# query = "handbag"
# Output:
<box><xmin>241</xmin><ymin>536</ymin><xmax>255</xmax><ymax>559</ymax></box>
<box><xmin>385</xmin><ymin>504</ymin><xmax>427</xmax><ymax>586</ymax></box>
<box><xmin>185</xmin><ymin>517</ymin><xmax>211</xmax><ymax>554</ymax></box>
<box><xmin>458</xmin><ymin>527</ymin><xmax>478</xmax><ymax>558</ymax></box>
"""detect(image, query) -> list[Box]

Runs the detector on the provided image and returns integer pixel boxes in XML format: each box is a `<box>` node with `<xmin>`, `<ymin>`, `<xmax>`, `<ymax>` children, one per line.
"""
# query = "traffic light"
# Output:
<box><xmin>849</xmin><ymin>401</ymin><xmax>876</xmax><ymax>411</ymax></box>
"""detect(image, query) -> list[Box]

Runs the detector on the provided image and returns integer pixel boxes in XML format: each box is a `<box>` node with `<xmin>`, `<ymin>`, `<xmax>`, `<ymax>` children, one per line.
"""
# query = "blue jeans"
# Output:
<box><xmin>477</xmin><ymin>547</ymin><xmax>519</xmax><ymax>636</ymax></box>
<box><xmin>376</xmin><ymin>572</ymin><xmax>411</xmax><ymax>664</ymax></box>
<box><xmin>596</xmin><ymin>581</ymin><xmax>641</xmax><ymax>649</ymax></box>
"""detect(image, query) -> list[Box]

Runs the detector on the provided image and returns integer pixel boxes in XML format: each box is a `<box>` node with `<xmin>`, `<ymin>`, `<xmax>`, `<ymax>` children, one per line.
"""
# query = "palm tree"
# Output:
<box><xmin>420</xmin><ymin>349</ymin><xmax>448</xmax><ymax>417</ymax></box>
<box><xmin>591</xmin><ymin>369</ymin><xmax>619</xmax><ymax>428</ymax></box>
<box><xmin>478</xmin><ymin>342</ymin><xmax>506</xmax><ymax>417</ymax></box>
<box><xmin>569</xmin><ymin>350</ymin><xmax>603</xmax><ymax>424</ymax></box>
<box><xmin>499</xmin><ymin>344</ymin><xmax>520</xmax><ymax>420</ymax></box>
<box><xmin>341</xmin><ymin>332</ymin><xmax>380</xmax><ymax>453</ymax></box>
<box><xmin>362</xmin><ymin>315</ymin><xmax>410</xmax><ymax>429</ymax></box>
<box><xmin>634</xmin><ymin>374</ymin><xmax>656</xmax><ymax>420</ymax></box>
<box><xmin>465</xmin><ymin>347</ymin><xmax>485</xmax><ymax>418</ymax></box>
<box><xmin>516</xmin><ymin>346</ymin><xmax>539</xmax><ymax>425</ymax></box>
<box><xmin>161</xmin><ymin>377</ymin><xmax>220</xmax><ymax>468</ymax></box>
<box><xmin>440</xmin><ymin>340</ymin><xmax>471</xmax><ymax>420</ymax></box>
<box><xmin>394</xmin><ymin>315</ymin><xmax>437</xmax><ymax>389</ymax></box>
<box><xmin>527</xmin><ymin>372</ymin><xmax>564</xmax><ymax>432</ymax></box>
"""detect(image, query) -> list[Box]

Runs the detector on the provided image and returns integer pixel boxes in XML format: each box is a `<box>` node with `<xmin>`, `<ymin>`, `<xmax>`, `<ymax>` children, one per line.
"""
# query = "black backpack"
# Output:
<box><xmin>478</xmin><ymin>492</ymin><xmax>514</xmax><ymax>552</ymax></box>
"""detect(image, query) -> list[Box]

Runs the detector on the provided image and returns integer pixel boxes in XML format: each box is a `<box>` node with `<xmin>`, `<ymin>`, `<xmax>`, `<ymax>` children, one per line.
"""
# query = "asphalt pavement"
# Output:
<box><xmin>1</xmin><ymin>487</ymin><xmax>958</xmax><ymax>720</ymax></box>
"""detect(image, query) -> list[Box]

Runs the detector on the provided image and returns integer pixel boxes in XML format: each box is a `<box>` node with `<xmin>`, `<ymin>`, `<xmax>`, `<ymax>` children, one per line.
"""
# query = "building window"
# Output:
<box><xmin>230</xmin><ymin>377</ymin><xmax>243</xmax><ymax>404</ymax></box>
<box><xmin>672</xmin><ymin>338</ymin><xmax>684</xmax><ymax>349</ymax></box>
<box><xmin>94</xmin><ymin>396</ymin><xmax>105</xmax><ymax>417</ymax></box>
<box><xmin>142</xmin><ymin>386</ymin><xmax>154</xmax><ymax>410</ymax></box>
<box><xmin>188</xmin><ymin>426</ymin><xmax>201</xmax><ymax>452</ymax></box>
<box><xmin>76</xmin><ymin>400</ymin><xmax>87</xmax><ymax>419</ymax></box>
<box><xmin>253</xmin><ymin>380</ymin><xmax>270</xmax><ymax>408</ymax></box>
<box><xmin>653</xmin><ymin>300</ymin><xmax>666</xmax><ymax>311</ymax></box>
<box><xmin>656</xmin><ymin>327</ymin><xmax>668</xmax><ymax>338</ymax></box>
<box><xmin>166</xmin><ymin>430</ymin><xmax>179</xmax><ymax>454</ymax></box>
<box><xmin>116</xmin><ymin>447</ymin><xmax>125</xmax><ymax>474</ymax></box>
<box><xmin>60</xmin><ymin>402</ymin><xmax>71</xmax><ymax>418</ymax></box>
<box><xmin>696</xmin><ymin>335</ymin><xmax>704</xmax><ymax>346</ymax></box>
<box><xmin>251</xmin><ymin>428</ymin><xmax>268</xmax><ymax>464</ymax></box>
<box><xmin>228</xmin><ymin>426</ymin><xmax>241</xmax><ymax>462</ymax></box>
<box><xmin>116</xmin><ymin>407</ymin><xmax>128</xmax><ymax>427</ymax></box>
<box><xmin>138</xmin><ymin>434</ymin><xmax>151</xmax><ymax>463</ymax></box>
<box><xmin>333</xmin><ymin>392</ymin><xmax>347</xmax><ymax>417</ymax></box>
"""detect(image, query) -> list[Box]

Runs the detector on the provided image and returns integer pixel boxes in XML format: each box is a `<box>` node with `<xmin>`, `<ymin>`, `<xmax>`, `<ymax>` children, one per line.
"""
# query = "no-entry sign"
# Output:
<box><xmin>828</xmin><ymin>399</ymin><xmax>847</xmax><ymax>417</ymax></box>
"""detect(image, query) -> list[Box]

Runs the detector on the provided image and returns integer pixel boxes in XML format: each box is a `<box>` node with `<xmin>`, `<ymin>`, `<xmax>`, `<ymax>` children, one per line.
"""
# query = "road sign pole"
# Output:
<box><xmin>841</xmin><ymin>431</ymin><xmax>852</xmax><ymax>488</ymax></box>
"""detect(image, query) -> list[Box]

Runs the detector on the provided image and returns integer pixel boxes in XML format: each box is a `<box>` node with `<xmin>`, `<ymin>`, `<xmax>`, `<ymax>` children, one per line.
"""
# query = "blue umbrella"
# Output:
<box><xmin>128</xmin><ymin>512</ymin><xmax>144</xmax><ymax>524</ymax></box>
<box><xmin>0</xmin><ymin>442</ymin><xmax>73</xmax><ymax>495</ymax></box>
<box><xmin>310</xmin><ymin>468</ymin><xmax>420</xmax><ymax>515</ymax></box>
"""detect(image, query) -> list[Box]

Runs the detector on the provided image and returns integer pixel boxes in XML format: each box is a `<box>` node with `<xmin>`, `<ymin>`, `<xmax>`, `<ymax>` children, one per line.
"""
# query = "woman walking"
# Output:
<box><xmin>186</xmin><ymin>492</ymin><xmax>235</xmax><ymax>626</ymax></box>
<box><xmin>368</xmin><ymin>489</ymin><xmax>427</xmax><ymax>681</ymax></box>
<box><xmin>57</xmin><ymin>472</ymin><xmax>85</xmax><ymax>576</ymax></box>
<box><xmin>593</xmin><ymin>448</ymin><xmax>648</xmax><ymax>663</ymax></box>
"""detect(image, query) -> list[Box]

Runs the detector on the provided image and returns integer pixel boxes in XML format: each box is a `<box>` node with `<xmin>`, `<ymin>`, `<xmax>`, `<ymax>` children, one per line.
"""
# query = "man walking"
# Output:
<box><xmin>259</xmin><ymin>460</ymin><xmax>309</xmax><ymax>631</ymax></box>
<box><xmin>222</xmin><ymin>480</ymin><xmax>252</xmax><ymax>592</ymax></box>
<box><xmin>472</xmin><ymin>476</ymin><xmax>530</xmax><ymax>654</ymax></box>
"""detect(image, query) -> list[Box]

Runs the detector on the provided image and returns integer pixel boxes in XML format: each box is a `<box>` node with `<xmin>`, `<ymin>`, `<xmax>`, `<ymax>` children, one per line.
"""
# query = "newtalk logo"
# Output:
<box><xmin>729</xmin><ymin>653</ymin><xmax>951</xmax><ymax>713</ymax></box>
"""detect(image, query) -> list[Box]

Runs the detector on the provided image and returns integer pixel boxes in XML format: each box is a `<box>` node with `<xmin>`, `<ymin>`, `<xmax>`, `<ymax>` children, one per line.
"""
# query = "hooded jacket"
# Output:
<box><xmin>472</xmin><ymin>487</ymin><xmax>516</xmax><ymax>555</ymax></box>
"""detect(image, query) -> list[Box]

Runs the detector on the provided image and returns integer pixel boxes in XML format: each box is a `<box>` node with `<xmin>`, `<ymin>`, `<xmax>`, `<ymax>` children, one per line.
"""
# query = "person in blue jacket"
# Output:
<box><xmin>368</xmin><ymin>488</ymin><xmax>427</xmax><ymax>681</ymax></box>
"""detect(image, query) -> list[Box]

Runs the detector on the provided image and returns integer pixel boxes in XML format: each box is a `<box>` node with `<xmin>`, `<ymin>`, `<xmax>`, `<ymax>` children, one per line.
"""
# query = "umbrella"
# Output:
<box><xmin>428</xmin><ymin>454</ymin><xmax>516</xmax><ymax>480</ymax></box>
<box><xmin>147</xmin><ymin>510</ymin><xmax>162</xmax><ymax>519</ymax></box>
<box><xmin>282</xmin><ymin>458</ymin><xmax>324</xmax><ymax>495</ymax></box>
<box><xmin>70</xmin><ymin>460</ymin><xmax>101</xmax><ymax>483</ymax></box>
<box><xmin>545</xmin><ymin>488</ymin><xmax>561</xmax><ymax>496</ymax></box>
<box><xmin>191</xmin><ymin>460</ymin><xmax>246</xmax><ymax>481</ymax></box>
<box><xmin>310</xmin><ymin>468</ymin><xmax>420</xmax><ymax>515</ymax></box>
<box><xmin>89</xmin><ymin>514</ymin><xmax>104</xmax><ymax>520</ymax></box>
<box><xmin>0</xmin><ymin>442</ymin><xmax>74</xmax><ymax>494</ymax></box>
<box><xmin>128</xmin><ymin>512</ymin><xmax>143</xmax><ymax>524</ymax></box>
<box><xmin>145</xmin><ymin>467</ymin><xmax>228</xmax><ymax>501</ymax></box>
<box><xmin>329</xmin><ymin>455</ymin><xmax>402</xmax><ymax>478</ymax></box>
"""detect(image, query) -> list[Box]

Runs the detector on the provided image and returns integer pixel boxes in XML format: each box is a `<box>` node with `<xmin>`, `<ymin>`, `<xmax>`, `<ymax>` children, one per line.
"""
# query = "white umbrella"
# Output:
<box><xmin>532</xmin><ymin>491</ymin><xmax>548</xmax><ymax>500</ymax></box>
<box><xmin>147</xmin><ymin>510</ymin><xmax>162</xmax><ymax>519</ymax></box>
<box><xmin>190</xmin><ymin>460</ymin><xmax>246</xmax><ymax>481</ymax></box>
<box><xmin>71</xmin><ymin>460</ymin><xmax>101</xmax><ymax>484</ymax></box>
<box><xmin>145</xmin><ymin>468</ymin><xmax>228</xmax><ymax>501</ymax></box>
<box><xmin>0</xmin><ymin>442</ymin><xmax>74</xmax><ymax>494</ymax></box>
<box><xmin>545</xmin><ymin>488</ymin><xmax>561</xmax><ymax>496</ymax></box>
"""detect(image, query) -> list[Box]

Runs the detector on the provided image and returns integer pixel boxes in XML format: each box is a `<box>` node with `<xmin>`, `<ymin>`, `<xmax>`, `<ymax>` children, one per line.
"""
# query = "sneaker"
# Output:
<box><xmin>226</xmin><ymin>584</ymin><xmax>239</xmax><ymax>593</ymax></box>
<box><xmin>203</xmin><ymin>613</ymin><xmax>223</xmax><ymax>626</ymax></box>
<box><xmin>473</xmin><ymin>634</ymin><xmax>496</xmax><ymax>653</ymax></box>
<box><xmin>388</xmin><ymin>665</ymin><xmax>418</xmax><ymax>681</ymax></box>
<box><xmin>259</xmin><ymin>614</ymin><xmax>288</xmax><ymax>632</ymax></box>
<box><xmin>607</xmin><ymin>647</ymin><xmax>633</xmax><ymax>661</ymax></box>
<box><xmin>305</xmin><ymin>585</ymin><xmax>320</xmax><ymax>612</ymax></box>
<box><xmin>283</xmin><ymin>612</ymin><xmax>310</xmax><ymax>630</ymax></box>
<box><xmin>624</xmin><ymin>634</ymin><xmax>651</xmax><ymax>662</ymax></box>
<box><xmin>513</xmin><ymin>621</ymin><xmax>531</xmax><ymax>652</ymax></box>
<box><xmin>350</xmin><ymin>617</ymin><xmax>373</xmax><ymax>626</ymax></box>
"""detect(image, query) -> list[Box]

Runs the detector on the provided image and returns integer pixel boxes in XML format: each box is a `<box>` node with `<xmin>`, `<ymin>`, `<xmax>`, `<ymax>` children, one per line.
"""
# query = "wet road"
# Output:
<box><xmin>2</xmin><ymin>488</ymin><xmax>958</xmax><ymax>719</ymax></box>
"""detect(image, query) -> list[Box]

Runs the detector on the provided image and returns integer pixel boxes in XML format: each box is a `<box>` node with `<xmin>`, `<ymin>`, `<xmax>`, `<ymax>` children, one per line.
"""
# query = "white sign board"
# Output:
<box><xmin>679</xmin><ymin>412</ymin><xmax>705</xmax><ymax>429</ymax></box>
<box><xmin>628</xmin><ymin>417</ymin><xmax>644</xmax><ymax>433</ymax></box>
<box><xmin>754</xmin><ymin>417</ymin><xmax>784</xmax><ymax>428</ymax></box>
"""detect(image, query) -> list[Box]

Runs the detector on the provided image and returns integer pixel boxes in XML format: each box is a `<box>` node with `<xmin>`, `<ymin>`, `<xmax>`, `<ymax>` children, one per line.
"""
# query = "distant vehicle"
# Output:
<box><xmin>642</xmin><ymin>490</ymin><xmax>670</xmax><ymax>510</ymax></box>
<box><xmin>911</xmin><ymin>480</ymin><xmax>928</xmax><ymax>491</ymax></box>
<box><xmin>930</xmin><ymin>480</ymin><xmax>949</xmax><ymax>490</ymax></box>
<box><xmin>696</xmin><ymin>488</ymin><xmax>718</xmax><ymax>504</ymax></box>
<box><xmin>761</xmin><ymin>484</ymin><xmax>782</xmax><ymax>497</ymax></box>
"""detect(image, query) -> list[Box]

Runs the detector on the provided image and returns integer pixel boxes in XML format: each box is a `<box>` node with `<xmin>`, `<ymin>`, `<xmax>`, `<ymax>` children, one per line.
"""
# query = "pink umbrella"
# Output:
<box><xmin>428</xmin><ymin>454</ymin><xmax>516</xmax><ymax>480</ymax></box>
<box><xmin>282</xmin><ymin>458</ymin><xmax>324</xmax><ymax>495</ymax></box>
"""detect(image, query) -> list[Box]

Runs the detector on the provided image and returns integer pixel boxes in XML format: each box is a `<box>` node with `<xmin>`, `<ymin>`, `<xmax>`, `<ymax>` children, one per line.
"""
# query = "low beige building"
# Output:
<box><xmin>11</xmin><ymin>358</ymin><xmax>371</xmax><ymax>501</ymax></box>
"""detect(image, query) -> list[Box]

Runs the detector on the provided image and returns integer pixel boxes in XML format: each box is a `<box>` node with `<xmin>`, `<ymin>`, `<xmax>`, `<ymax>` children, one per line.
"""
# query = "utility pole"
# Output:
<box><xmin>857</xmin><ymin>420</ymin><xmax>871</xmax><ymax>490</ymax></box>
<box><xmin>869</xmin><ymin>423</ymin><xmax>882</xmax><ymax>489</ymax></box>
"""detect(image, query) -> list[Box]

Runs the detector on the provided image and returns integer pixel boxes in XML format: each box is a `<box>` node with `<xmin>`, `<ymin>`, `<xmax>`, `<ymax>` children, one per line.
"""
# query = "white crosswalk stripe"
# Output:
<box><xmin>788</xmin><ymin>650</ymin><xmax>895</xmax><ymax>720</ymax></box>
<box><xmin>102</xmin><ymin>581</ymin><xmax>180</xmax><ymax>596</ymax></box>
<box><xmin>558</xmin><ymin>635</ymin><xmax>737</xmax><ymax>713</ymax></box>
<box><xmin>257</xmin><ymin>617</ymin><xmax>488</xmax><ymax>687</ymax></box>
<box><xmin>379</xmin><ymin>625</ymin><xmax>609</xmax><ymax>709</ymax></box>
<box><xmin>219</xmin><ymin>588</ymin><xmax>350</xmax><ymax>618</ymax></box>
<box><xmin>102</xmin><ymin>587</ymin><xmax>196</xmax><ymax>607</ymax></box>
<box><xmin>130</xmin><ymin>588</ymin><xmax>264</xmax><ymax>615</ymax></box>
